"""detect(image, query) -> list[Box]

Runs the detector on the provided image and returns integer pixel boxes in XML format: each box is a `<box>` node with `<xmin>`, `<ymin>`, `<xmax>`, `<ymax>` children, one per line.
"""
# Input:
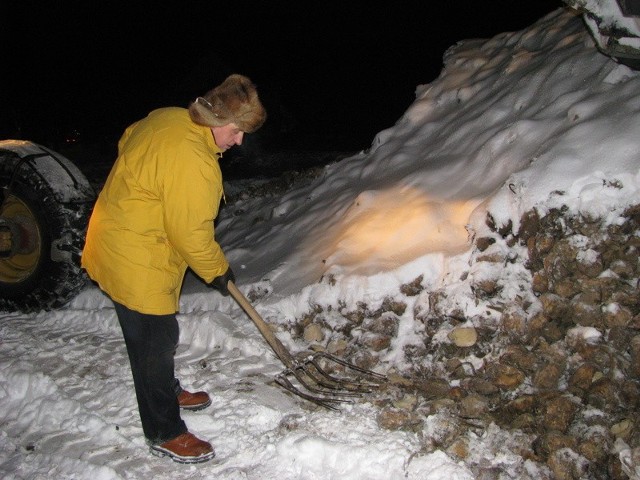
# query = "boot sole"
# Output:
<box><xmin>150</xmin><ymin>445</ymin><xmax>216</xmax><ymax>464</ymax></box>
<box><xmin>179</xmin><ymin>398</ymin><xmax>212</xmax><ymax>411</ymax></box>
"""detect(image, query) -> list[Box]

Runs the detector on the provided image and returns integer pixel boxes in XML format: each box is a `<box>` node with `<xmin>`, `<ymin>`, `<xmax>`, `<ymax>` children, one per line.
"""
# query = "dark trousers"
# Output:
<box><xmin>113</xmin><ymin>301</ymin><xmax>187</xmax><ymax>444</ymax></box>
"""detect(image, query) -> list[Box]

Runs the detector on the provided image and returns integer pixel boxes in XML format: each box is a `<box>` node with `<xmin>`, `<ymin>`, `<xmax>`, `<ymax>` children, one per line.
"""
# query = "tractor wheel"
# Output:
<box><xmin>0</xmin><ymin>141</ymin><xmax>96</xmax><ymax>312</ymax></box>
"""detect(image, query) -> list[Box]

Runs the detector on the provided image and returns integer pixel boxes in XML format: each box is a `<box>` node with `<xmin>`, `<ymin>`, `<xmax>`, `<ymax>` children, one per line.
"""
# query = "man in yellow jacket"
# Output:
<box><xmin>82</xmin><ymin>74</ymin><xmax>266</xmax><ymax>464</ymax></box>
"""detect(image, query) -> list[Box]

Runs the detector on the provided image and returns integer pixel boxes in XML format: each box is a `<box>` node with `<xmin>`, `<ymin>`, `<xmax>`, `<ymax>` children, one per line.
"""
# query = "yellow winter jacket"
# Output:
<box><xmin>82</xmin><ymin>107</ymin><xmax>229</xmax><ymax>314</ymax></box>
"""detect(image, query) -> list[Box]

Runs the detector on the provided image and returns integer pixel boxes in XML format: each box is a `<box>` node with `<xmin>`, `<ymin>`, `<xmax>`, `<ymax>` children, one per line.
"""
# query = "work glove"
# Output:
<box><xmin>210</xmin><ymin>267</ymin><xmax>235</xmax><ymax>296</ymax></box>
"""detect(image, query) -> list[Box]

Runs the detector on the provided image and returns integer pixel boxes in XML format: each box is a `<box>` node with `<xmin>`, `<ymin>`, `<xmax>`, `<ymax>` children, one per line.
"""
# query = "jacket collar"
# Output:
<box><xmin>203</xmin><ymin>126</ymin><xmax>222</xmax><ymax>158</ymax></box>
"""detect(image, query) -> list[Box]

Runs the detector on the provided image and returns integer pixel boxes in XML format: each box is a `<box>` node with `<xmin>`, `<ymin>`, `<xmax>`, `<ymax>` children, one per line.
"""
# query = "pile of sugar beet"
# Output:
<box><xmin>281</xmin><ymin>202</ymin><xmax>640</xmax><ymax>480</ymax></box>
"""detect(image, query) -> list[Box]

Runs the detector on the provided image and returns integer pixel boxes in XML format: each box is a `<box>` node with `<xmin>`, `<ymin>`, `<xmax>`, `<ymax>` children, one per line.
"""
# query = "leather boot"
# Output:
<box><xmin>177</xmin><ymin>390</ymin><xmax>211</xmax><ymax>411</ymax></box>
<box><xmin>150</xmin><ymin>432</ymin><xmax>215</xmax><ymax>463</ymax></box>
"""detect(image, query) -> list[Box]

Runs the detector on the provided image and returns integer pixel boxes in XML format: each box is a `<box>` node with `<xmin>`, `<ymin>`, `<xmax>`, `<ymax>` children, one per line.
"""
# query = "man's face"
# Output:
<box><xmin>211</xmin><ymin>123</ymin><xmax>244</xmax><ymax>151</ymax></box>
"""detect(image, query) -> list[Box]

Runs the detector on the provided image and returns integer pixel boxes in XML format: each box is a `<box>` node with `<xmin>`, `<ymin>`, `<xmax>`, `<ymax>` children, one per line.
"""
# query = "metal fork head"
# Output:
<box><xmin>273</xmin><ymin>351</ymin><xmax>387</xmax><ymax>411</ymax></box>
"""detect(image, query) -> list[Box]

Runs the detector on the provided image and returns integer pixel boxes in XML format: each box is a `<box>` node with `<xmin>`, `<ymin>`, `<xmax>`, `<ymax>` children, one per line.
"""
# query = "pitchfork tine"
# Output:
<box><xmin>228</xmin><ymin>281</ymin><xmax>386</xmax><ymax>410</ymax></box>
<box><xmin>305</xmin><ymin>354</ymin><xmax>385</xmax><ymax>391</ymax></box>
<box><xmin>289</xmin><ymin>364</ymin><xmax>365</xmax><ymax>397</ymax></box>
<box><xmin>295</xmin><ymin>360</ymin><xmax>374</xmax><ymax>394</ymax></box>
<box><xmin>274</xmin><ymin>374</ymin><xmax>346</xmax><ymax>411</ymax></box>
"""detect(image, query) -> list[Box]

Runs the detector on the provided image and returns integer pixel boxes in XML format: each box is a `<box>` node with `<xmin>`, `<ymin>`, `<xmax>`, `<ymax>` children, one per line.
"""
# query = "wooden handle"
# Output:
<box><xmin>227</xmin><ymin>281</ymin><xmax>296</xmax><ymax>368</ymax></box>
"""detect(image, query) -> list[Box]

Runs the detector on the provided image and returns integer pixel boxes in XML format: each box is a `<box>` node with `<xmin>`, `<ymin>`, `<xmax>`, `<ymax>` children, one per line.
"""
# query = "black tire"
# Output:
<box><xmin>0</xmin><ymin>142</ymin><xmax>96</xmax><ymax>312</ymax></box>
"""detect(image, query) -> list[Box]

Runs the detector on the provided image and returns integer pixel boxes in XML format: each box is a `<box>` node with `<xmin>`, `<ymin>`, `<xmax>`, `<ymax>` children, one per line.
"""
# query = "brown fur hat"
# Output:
<box><xmin>188</xmin><ymin>74</ymin><xmax>266</xmax><ymax>133</ymax></box>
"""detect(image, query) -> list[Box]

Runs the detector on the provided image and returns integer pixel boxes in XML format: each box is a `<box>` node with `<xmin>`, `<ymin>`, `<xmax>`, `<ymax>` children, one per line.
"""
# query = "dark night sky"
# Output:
<box><xmin>2</xmin><ymin>1</ymin><xmax>563</xmax><ymax>151</ymax></box>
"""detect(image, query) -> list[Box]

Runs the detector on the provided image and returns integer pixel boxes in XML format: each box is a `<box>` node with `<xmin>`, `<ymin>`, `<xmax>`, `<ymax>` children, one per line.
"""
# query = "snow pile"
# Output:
<box><xmin>216</xmin><ymin>8</ymin><xmax>640</xmax><ymax>296</ymax></box>
<box><xmin>1</xmin><ymin>7</ymin><xmax>640</xmax><ymax>480</ymax></box>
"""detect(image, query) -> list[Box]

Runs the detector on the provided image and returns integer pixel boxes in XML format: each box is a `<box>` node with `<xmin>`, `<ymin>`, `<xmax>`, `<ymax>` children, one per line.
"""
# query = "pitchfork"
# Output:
<box><xmin>228</xmin><ymin>281</ymin><xmax>387</xmax><ymax>410</ymax></box>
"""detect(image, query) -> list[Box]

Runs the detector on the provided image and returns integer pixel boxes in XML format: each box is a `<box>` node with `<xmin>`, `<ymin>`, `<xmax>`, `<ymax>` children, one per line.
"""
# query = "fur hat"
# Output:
<box><xmin>188</xmin><ymin>74</ymin><xmax>266</xmax><ymax>133</ymax></box>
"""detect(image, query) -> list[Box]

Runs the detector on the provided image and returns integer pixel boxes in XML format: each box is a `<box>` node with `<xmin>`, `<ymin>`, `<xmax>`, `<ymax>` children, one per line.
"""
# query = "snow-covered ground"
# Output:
<box><xmin>2</xmin><ymin>7</ymin><xmax>640</xmax><ymax>479</ymax></box>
